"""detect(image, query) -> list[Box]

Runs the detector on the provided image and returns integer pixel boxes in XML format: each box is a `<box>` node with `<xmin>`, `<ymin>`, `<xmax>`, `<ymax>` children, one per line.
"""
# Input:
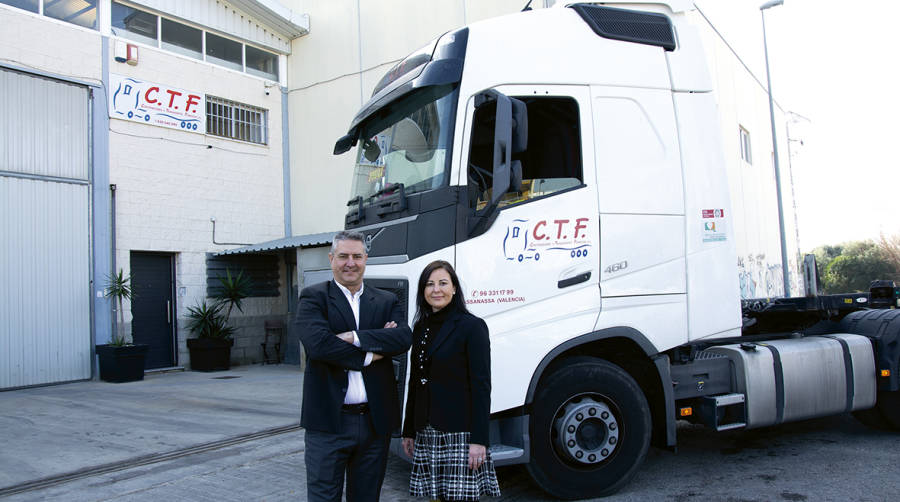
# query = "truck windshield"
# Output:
<box><xmin>349</xmin><ymin>84</ymin><xmax>458</xmax><ymax>204</ymax></box>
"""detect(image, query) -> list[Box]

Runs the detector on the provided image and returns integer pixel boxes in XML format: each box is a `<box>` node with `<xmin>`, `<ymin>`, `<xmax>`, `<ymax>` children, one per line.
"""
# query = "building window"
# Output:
<box><xmin>111</xmin><ymin>1</ymin><xmax>157</xmax><ymax>45</ymax></box>
<box><xmin>3</xmin><ymin>0</ymin><xmax>97</xmax><ymax>29</ymax></box>
<box><xmin>740</xmin><ymin>126</ymin><xmax>752</xmax><ymax>165</ymax></box>
<box><xmin>161</xmin><ymin>18</ymin><xmax>202</xmax><ymax>60</ymax></box>
<box><xmin>206</xmin><ymin>96</ymin><xmax>268</xmax><ymax>145</ymax></box>
<box><xmin>46</xmin><ymin>0</ymin><xmax>97</xmax><ymax>29</ymax></box>
<box><xmin>1</xmin><ymin>1</ymin><xmax>38</xmax><ymax>14</ymax></box>
<box><xmin>108</xmin><ymin>1</ymin><xmax>281</xmax><ymax>80</ymax></box>
<box><xmin>246</xmin><ymin>45</ymin><xmax>279</xmax><ymax>81</ymax></box>
<box><xmin>206</xmin><ymin>33</ymin><xmax>243</xmax><ymax>72</ymax></box>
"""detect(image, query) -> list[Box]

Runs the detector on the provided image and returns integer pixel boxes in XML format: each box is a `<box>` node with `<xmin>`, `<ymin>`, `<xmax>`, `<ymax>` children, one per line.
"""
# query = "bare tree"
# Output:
<box><xmin>878</xmin><ymin>232</ymin><xmax>900</xmax><ymax>276</ymax></box>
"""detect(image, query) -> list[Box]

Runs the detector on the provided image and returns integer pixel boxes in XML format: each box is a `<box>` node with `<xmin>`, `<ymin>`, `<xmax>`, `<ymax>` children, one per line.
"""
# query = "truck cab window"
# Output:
<box><xmin>468</xmin><ymin>96</ymin><xmax>582</xmax><ymax>210</ymax></box>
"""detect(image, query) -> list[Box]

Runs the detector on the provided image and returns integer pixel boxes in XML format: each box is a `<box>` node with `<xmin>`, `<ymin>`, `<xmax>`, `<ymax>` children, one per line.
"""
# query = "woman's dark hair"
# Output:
<box><xmin>414</xmin><ymin>260</ymin><xmax>468</xmax><ymax>327</ymax></box>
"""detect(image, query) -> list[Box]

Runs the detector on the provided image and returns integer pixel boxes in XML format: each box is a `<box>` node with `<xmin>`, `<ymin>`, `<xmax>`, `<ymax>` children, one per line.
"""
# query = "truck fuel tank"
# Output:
<box><xmin>705</xmin><ymin>334</ymin><xmax>876</xmax><ymax>429</ymax></box>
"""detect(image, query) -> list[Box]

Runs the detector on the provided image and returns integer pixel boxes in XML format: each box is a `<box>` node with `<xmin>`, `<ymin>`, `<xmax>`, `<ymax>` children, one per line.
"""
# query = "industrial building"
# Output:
<box><xmin>0</xmin><ymin>0</ymin><xmax>798</xmax><ymax>389</ymax></box>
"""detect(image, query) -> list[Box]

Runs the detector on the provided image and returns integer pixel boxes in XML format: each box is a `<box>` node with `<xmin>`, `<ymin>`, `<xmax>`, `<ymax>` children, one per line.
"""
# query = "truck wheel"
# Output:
<box><xmin>852</xmin><ymin>407</ymin><xmax>892</xmax><ymax>430</ymax></box>
<box><xmin>526</xmin><ymin>359</ymin><xmax>651</xmax><ymax>499</ymax></box>
<box><xmin>874</xmin><ymin>390</ymin><xmax>900</xmax><ymax>429</ymax></box>
<box><xmin>853</xmin><ymin>391</ymin><xmax>900</xmax><ymax>430</ymax></box>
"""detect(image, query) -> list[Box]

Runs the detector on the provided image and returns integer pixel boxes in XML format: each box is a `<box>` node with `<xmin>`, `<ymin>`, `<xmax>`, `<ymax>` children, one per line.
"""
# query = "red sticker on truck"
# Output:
<box><xmin>702</xmin><ymin>209</ymin><xmax>727</xmax><ymax>242</ymax></box>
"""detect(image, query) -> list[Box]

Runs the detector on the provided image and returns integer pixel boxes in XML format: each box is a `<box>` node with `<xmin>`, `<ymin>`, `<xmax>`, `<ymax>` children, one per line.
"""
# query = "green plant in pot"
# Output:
<box><xmin>185</xmin><ymin>269</ymin><xmax>250</xmax><ymax>371</ymax></box>
<box><xmin>96</xmin><ymin>269</ymin><xmax>149</xmax><ymax>382</ymax></box>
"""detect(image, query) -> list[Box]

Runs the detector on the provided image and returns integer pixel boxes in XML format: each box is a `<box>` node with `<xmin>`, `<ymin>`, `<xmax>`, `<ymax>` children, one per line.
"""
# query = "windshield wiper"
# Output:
<box><xmin>368</xmin><ymin>183</ymin><xmax>404</xmax><ymax>201</ymax></box>
<box><xmin>369</xmin><ymin>183</ymin><xmax>407</xmax><ymax>217</ymax></box>
<box><xmin>346</xmin><ymin>184</ymin><xmax>408</xmax><ymax>226</ymax></box>
<box><xmin>346</xmin><ymin>195</ymin><xmax>364</xmax><ymax>226</ymax></box>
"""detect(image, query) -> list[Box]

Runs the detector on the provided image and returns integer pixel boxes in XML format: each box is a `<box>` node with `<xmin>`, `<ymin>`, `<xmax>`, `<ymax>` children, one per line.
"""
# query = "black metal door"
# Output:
<box><xmin>131</xmin><ymin>252</ymin><xmax>176</xmax><ymax>369</ymax></box>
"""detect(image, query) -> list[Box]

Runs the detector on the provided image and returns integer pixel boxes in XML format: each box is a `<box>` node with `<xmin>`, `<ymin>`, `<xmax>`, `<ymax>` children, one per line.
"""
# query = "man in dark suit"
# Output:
<box><xmin>296</xmin><ymin>230</ymin><xmax>412</xmax><ymax>502</ymax></box>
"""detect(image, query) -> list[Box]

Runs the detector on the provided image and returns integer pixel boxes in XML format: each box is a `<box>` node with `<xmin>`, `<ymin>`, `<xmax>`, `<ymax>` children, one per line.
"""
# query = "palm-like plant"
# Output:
<box><xmin>104</xmin><ymin>269</ymin><xmax>134</xmax><ymax>346</ymax></box>
<box><xmin>185</xmin><ymin>301</ymin><xmax>236</xmax><ymax>339</ymax></box>
<box><xmin>185</xmin><ymin>268</ymin><xmax>249</xmax><ymax>340</ymax></box>
<box><xmin>215</xmin><ymin>269</ymin><xmax>251</xmax><ymax>322</ymax></box>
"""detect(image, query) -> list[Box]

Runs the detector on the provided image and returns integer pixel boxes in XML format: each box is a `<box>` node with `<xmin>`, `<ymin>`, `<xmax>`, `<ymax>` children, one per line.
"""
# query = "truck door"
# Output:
<box><xmin>455</xmin><ymin>85</ymin><xmax>600</xmax><ymax>406</ymax></box>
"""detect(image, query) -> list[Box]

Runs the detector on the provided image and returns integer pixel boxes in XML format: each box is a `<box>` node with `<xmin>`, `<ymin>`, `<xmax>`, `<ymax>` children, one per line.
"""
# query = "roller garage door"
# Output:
<box><xmin>1</xmin><ymin>67</ymin><xmax>92</xmax><ymax>389</ymax></box>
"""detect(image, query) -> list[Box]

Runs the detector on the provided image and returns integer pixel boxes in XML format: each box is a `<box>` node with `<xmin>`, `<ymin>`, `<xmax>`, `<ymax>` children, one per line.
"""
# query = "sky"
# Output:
<box><xmin>694</xmin><ymin>0</ymin><xmax>900</xmax><ymax>251</ymax></box>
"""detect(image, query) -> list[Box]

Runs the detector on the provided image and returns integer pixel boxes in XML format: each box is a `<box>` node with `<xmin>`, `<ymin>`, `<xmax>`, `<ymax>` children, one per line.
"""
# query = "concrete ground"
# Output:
<box><xmin>2</xmin><ymin>364</ymin><xmax>899</xmax><ymax>501</ymax></box>
<box><xmin>0</xmin><ymin>365</ymin><xmax>303</xmax><ymax>493</ymax></box>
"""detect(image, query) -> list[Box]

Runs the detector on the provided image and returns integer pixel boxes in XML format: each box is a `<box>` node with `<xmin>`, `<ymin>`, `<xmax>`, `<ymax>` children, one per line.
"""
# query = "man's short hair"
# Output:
<box><xmin>331</xmin><ymin>230</ymin><xmax>366</xmax><ymax>254</ymax></box>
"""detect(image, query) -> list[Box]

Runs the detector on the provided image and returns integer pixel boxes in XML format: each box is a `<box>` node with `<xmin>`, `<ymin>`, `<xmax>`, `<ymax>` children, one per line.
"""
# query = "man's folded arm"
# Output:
<box><xmin>357</xmin><ymin>296</ymin><xmax>412</xmax><ymax>356</ymax></box>
<box><xmin>296</xmin><ymin>291</ymin><xmax>366</xmax><ymax>370</ymax></box>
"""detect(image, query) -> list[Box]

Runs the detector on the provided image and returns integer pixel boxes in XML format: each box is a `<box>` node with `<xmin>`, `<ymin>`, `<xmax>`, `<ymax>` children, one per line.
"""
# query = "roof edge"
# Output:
<box><xmin>229</xmin><ymin>0</ymin><xmax>310</xmax><ymax>39</ymax></box>
<box><xmin>216</xmin><ymin>231</ymin><xmax>337</xmax><ymax>256</ymax></box>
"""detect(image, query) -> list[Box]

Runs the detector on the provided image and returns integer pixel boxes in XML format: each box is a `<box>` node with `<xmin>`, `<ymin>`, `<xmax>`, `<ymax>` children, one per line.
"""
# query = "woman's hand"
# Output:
<box><xmin>402</xmin><ymin>437</ymin><xmax>415</xmax><ymax>458</ymax></box>
<box><xmin>468</xmin><ymin>443</ymin><xmax>487</xmax><ymax>470</ymax></box>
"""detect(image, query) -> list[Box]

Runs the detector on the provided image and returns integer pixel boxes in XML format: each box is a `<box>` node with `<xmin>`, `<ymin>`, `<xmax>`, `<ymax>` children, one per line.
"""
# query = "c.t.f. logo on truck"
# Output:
<box><xmin>502</xmin><ymin>217</ymin><xmax>592</xmax><ymax>262</ymax></box>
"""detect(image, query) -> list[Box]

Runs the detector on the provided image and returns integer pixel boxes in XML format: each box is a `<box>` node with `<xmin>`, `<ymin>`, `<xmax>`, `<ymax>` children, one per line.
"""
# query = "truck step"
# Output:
<box><xmin>489</xmin><ymin>444</ymin><xmax>525</xmax><ymax>463</ymax></box>
<box><xmin>700</xmin><ymin>393</ymin><xmax>747</xmax><ymax>431</ymax></box>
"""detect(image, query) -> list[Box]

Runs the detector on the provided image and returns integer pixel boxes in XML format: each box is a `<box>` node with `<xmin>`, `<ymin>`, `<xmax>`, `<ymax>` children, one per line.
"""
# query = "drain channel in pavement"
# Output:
<box><xmin>0</xmin><ymin>423</ymin><xmax>302</xmax><ymax>497</ymax></box>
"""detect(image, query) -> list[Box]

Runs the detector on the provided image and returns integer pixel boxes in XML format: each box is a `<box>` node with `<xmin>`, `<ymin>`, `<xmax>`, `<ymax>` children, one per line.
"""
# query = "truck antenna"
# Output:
<box><xmin>522</xmin><ymin>0</ymin><xmax>533</xmax><ymax>12</ymax></box>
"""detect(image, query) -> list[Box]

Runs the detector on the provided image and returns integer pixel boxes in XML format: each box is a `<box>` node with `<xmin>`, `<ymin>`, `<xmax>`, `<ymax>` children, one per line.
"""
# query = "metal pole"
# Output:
<box><xmin>785</xmin><ymin>113</ymin><xmax>807</xmax><ymax>291</ymax></box>
<box><xmin>110</xmin><ymin>184</ymin><xmax>117</xmax><ymax>340</ymax></box>
<box><xmin>761</xmin><ymin>1</ymin><xmax>791</xmax><ymax>297</ymax></box>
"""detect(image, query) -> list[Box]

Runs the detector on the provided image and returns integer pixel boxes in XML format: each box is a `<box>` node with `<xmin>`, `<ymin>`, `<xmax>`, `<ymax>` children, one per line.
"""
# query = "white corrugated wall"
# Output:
<box><xmin>1</xmin><ymin>68</ymin><xmax>92</xmax><ymax>389</ymax></box>
<box><xmin>132</xmin><ymin>0</ymin><xmax>291</xmax><ymax>53</ymax></box>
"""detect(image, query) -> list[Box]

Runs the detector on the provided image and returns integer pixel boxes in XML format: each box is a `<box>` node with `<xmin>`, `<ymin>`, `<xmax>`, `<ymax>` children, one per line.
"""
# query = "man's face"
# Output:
<box><xmin>330</xmin><ymin>239</ymin><xmax>367</xmax><ymax>290</ymax></box>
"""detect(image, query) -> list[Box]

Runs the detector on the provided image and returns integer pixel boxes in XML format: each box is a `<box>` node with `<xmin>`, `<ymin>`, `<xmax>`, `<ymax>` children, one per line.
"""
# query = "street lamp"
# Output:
<box><xmin>760</xmin><ymin>0</ymin><xmax>790</xmax><ymax>296</ymax></box>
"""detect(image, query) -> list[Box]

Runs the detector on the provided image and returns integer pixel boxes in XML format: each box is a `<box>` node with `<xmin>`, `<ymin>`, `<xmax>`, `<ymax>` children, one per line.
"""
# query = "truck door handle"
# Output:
<box><xmin>166</xmin><ymin>300</ymin><xmax>171</xmax><ymax>324</ymax></box>
<box><xmin>558</xmin><ymin>272</ymin><xmax>591</xmax><ymax>289</ymax></box>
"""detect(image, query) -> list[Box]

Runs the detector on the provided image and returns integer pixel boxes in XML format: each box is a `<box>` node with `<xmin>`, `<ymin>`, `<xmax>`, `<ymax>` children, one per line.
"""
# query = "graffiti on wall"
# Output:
<box><xmin>738</xmin><ymin>254</ymin><xmax>784</xmax><ymax>298</ymax></box>
<box><xmin>737</xmin><ymin>254</ymin><xmax>804</xmax><ymax>298</ymax></box>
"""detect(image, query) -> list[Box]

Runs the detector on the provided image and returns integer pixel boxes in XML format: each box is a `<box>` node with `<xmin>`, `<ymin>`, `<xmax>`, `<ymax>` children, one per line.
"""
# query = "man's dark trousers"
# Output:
<box><xmin>305</xmin><ymin>409</ymin><xmax>389</xmax><ymax>502</ymax></box>
<box><xmin>296</xmin><ymin>280</ymin><xmax>411</xmax><ymax>502</ymax></box>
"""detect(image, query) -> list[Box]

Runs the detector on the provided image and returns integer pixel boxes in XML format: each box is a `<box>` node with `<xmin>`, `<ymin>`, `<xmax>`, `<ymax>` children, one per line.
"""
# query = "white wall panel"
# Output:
<box><xmin>133</xmin><ymin>0</ymin><xmax>292</xmax><ymax>53</ymax></box>
<box><xmin>0</xmin><ymin>69</ymin><xmax>89</xmax><ymax>180</ymax></box>
<box><xmin>0</xmin><ymin>177</ymin><xmax>92</xmax><ymax>389</ymax></box>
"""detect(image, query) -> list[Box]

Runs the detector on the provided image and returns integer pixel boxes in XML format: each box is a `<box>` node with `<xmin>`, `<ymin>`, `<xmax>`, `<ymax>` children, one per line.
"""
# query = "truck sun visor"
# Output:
<box><xmin>371</xmin><ymin>43</ymin><xmax>435</xmax><ymax>97</ymax></box>
<box><xmin>569</xmin><ymin>3</ymin><xmax>676</xmax><ymax>52</ymax></box>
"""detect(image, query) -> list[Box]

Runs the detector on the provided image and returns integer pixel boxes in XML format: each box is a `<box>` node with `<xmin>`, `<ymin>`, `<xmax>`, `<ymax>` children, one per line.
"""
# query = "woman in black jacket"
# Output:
<box><xmin>402</xmin><ymin>260</ymin><xmax>500</xmax><ymax>501</ymax></box>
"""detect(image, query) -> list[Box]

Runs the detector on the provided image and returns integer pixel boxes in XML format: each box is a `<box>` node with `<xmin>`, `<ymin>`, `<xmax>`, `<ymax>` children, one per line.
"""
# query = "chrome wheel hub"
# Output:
<box><xmin>553</xmin><ymin>396</ymin><xmax>619</xmax><ymax>464</ymax></box>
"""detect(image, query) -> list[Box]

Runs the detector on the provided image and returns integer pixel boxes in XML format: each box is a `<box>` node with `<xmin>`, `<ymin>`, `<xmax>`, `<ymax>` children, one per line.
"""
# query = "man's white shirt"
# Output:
<box><xmin>334</xmin><ymin>280</ymin><xmax>374</xmax><ymax>405</ymax></box>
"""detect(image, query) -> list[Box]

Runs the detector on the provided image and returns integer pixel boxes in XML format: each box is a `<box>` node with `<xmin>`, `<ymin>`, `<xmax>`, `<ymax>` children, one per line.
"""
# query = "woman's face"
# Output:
<box><xmin>424</xmin><ymin>268</ymin><xmax>455</xmax><ymax>312</ymax></box>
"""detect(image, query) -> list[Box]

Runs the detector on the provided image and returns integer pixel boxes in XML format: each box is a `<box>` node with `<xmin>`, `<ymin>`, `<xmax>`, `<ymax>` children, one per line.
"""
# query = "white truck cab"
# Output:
<box><xmin>332</xmin><ymin>2</ymin><xmax>900</xmax><ymax>498</ymax></box>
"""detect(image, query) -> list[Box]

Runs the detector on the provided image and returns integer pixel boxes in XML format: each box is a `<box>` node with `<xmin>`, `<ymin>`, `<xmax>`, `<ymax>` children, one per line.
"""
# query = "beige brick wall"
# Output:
<box><xmin>0</xmin><ymin>6</ymin><xmax>102</xmax><ymax>82</ymax></box>
<box><xmin>106</xmin><ymin>38</ymin><xmax>287</xmax><ymax>364</ymax></box>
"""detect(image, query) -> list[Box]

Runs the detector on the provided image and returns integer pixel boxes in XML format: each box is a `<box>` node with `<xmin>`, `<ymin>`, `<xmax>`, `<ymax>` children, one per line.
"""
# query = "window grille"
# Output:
<box><xmin>206</xmin><ymin>97</ymin><xmax>268</xmax><ymax>145</ymax></box>
<box><xmin>206</xmin><ymin>254</ymin><xmax>279</xmax><ymax>298</ymax></box>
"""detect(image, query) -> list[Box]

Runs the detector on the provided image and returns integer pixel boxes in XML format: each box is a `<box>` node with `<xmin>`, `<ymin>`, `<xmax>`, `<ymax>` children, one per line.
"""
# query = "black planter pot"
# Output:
<box><xmin>187</xmin><ymin>338</ymin><xmax>234</xmax><ymax>371</ymax></box>
<box><xmin>96</xmin><ymin>344</ymin><xmax>150</xmax><ymax>383</ymax></box>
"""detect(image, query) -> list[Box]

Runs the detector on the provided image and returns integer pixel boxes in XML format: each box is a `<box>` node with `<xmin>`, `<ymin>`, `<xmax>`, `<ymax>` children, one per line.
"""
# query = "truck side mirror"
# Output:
<box><xmin>334</xmin><ymin>133</ymin><xmax>357</xmax><ymax>155</ymax></box>
<box><xmin>511</xmin><ymin>97</ymin><xmax>528</xmax><ymax>154</ymax></box>
<box><xmin>474</xmin><ymin>90</ymin><xmax>528</xmax><ymax>205</ymax></box>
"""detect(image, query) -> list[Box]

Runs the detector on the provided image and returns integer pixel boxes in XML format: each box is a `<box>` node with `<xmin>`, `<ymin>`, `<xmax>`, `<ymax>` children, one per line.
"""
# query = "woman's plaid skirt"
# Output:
<box><xmin>409</xmin><ymin>425</ymin><xmax>501</xmax><ymax>501</ymax></box>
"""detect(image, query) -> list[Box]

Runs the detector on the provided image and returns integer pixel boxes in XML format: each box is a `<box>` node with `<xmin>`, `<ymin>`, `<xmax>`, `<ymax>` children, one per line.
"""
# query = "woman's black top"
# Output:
<box><xmin>402</xmin><ymin>304</ymin><xmax>492</xmax><ymax>445</ymax></box>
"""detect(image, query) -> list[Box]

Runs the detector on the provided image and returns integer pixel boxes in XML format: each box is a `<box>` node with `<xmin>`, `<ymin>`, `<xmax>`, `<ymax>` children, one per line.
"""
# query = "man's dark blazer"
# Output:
<box><xmin>296</xmin><ymin>280</ymin><xmax>412</xmax><ymax>436</ymax></box>
<box><xmin>402</xmin><ymin>307</ymin><xmax>491</xmax><ymax>446</ymax></box>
